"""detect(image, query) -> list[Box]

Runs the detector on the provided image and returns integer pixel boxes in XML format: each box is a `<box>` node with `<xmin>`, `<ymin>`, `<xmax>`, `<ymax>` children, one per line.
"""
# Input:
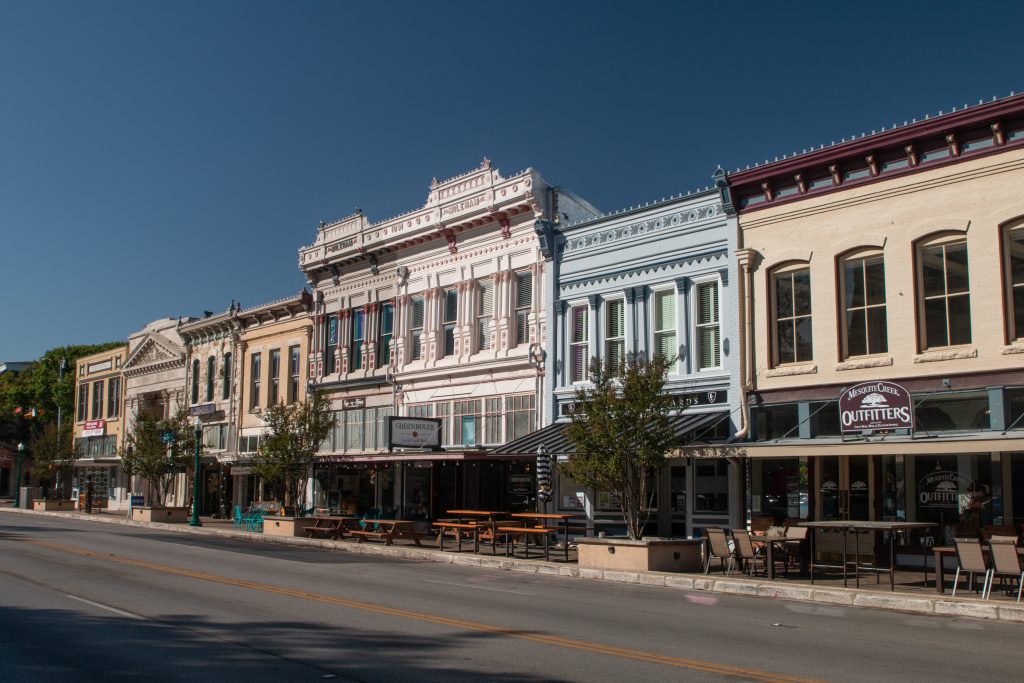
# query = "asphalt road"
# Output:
<box><xmin>0</xmin><ymin>513</ymin><xmax>1019</xmax><ymax>682</ymax></box>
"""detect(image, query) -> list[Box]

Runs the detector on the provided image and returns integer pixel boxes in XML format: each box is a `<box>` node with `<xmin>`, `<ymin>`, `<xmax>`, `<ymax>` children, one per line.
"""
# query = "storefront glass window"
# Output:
<box><xmin>670</xmin><ymin>465</ymin><xmax>686</xmax><ymax>515</ymax></box>
<box><xmin>756</xmin><ymin>403</ymin><xmax>799</xmax><ymax>440</ymax></box>
<box><xmin>403</xmin><ymin>465</ymin><xmax>431</xmax><ymax>520</ymax></box>
<box><xmin>810</xmin><ymin>401</ymin><xmax>841</xmax><ymax>437</ymax></box>
<box><xmin>914</xmin><ymin>391</ymin><xmax>990</xmax><ymax>432</ymax></box>
<box><xmin>913</xmin><ymin>454</ymin><xmax>995</xmax><ymax>544</ymax></box>
<box><xmin>750</xmin><ymin>457</ymin><xmax>807</xmax><ymax>524</ymax></box>
<box><xmin>880</xmin><ymin>455</ymin><xmax>906</xmax><ymax>521</ymax></box>
<box><xmin>695</xmin><ymin>460</ymin><xmax>728</xmax><ymax>512</ymax></box>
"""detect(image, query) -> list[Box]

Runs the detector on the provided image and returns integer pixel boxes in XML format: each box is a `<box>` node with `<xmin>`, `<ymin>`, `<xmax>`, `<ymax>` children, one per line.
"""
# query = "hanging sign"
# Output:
<box><xmin>386</xmin><ymin>417</ymin><xmax>442</xmax><ymax>450</ymax></box>
<box><xmin>838</xmin><ymin>381</ymin><xmax>914</xmax><ymax>434</ymax></box>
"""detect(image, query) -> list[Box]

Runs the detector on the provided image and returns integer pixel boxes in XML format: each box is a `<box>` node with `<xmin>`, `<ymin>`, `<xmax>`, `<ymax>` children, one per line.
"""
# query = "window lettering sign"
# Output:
<box><xmin>838</xmin><ymin>381</ymin><xmax>914</xmax><ymax>434</ymax></box>
<box><xmin>918</xmin><ymin>470</ymin><xmax>975</xmax><ymax>509</ymax></box>
<box><xmin>342</xmin><ymin>398</ymin><xmax>366</xmax><ymax>410</ymax></box>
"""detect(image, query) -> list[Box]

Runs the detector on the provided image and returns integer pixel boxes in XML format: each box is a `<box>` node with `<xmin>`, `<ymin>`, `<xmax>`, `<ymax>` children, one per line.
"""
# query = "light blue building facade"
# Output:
<box><xmin>533</xmin><ymin>172</ymin><xmax>743</xmax><ymax>537</ymax></box>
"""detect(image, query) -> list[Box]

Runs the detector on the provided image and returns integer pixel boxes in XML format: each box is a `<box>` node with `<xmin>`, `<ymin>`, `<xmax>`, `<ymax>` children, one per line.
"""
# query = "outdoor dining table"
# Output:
<box><xmin>305</xmin><ymin>515</ymin><xmax>359</xmax><ymax>540</ymax></box>
<box><xmin>509</xmin><ymin>513</ymin><xmax>581</xmax><ymax>562</ymax></box>
<box><xmin>443</xmin><ymin>510</ymin><xmax>504</xmax><ymax>552</ymax></box>
<box><xmin>355</xmin><ymin>519</ymin><xmax>423</xmax><ymax>546</ymax></box>
<box><xmin>755</xmin><ymin>535</ymin><xmax>807</xmax><ymax>580</ymax></box>
<box><xmin>932</xmin><ymin>544</ymin><xmax>1024</xmax><ymax>594</ymax></box>
<box><xmin>800</xmin><ymin>520</ymin><xmax>935</xmax><ymax>591</ymax></box>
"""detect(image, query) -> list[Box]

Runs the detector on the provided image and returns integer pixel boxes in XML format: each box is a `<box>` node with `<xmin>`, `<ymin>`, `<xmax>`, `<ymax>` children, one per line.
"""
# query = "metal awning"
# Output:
<box><xmin>490</xmin><ymin>410</ymin><xmax>730</xmax><ymax>457</ymax></box>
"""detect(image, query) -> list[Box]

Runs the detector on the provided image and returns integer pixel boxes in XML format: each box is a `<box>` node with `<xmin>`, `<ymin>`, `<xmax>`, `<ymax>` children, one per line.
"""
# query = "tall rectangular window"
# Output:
<box><xmin>604</xmin><ymin>299</ymin><xmax>625</xmax><ymax>371</ymax></box>
<box><xmin>250</xmin><ymin>353</ymin><xmax>261</xmax><ymax>410</ymax></box>
<box><xmin>842</xmin><ymin>255</ymin><xmax>888</xmax><ymax>357</ymax></box>
<box><xmin>377</xmin><ymin>301</ymin><xmax>393</xmax><ymax>368</ymax></box>
<box><xmin>442</xmin><ymin>288</ymin><xmax>458</xmax><ymax>357</ymax></box>
<box><xmin>570</xmin><ymin>305</ymin><xmax>589</xmax><ymax>383</ymax></box>
<box><xmin>653</xmin><ymin>289</ymin><xmax>676</xmax><ymax>361</ymax></box>
<box><xmin>77</xmin><ymin>384</ymin><xmax>88</xmax><ymax>421</ymax></box>
<box><xmin>514</xmin><ymin>271</ymin><xmax>532</xmax><ymax>346</ymax></box>
<box><xmin>91</xmin><ymin>380</ymin><xmax>104</xmax><ymax>420</ymax></box>
<box><xmin>410</xmin><ymin>297</ymin><xmax>425</xmax><ymax>360</ymax></box>
<box><xmin>453</xmin><ymin>399</ymin><xmax>481</xmax><ymax>446</ymax></box>
<box><xmin>477</xmin><ymin>281</ymin><xmax>493</xmax><ymax>351</ymax></box>
<box><xmin>774</xmin><ymin>268</ymin><xmax>812</xmax><ymax>364</ymax></box>
<box><xmin>435</xmin><ymin>401</ymin><xmax>450</xmax><ymax>446</ymax></box>
<box><xmin>269</xmin><ymin>349</ymin><xmax>281</xmax><ymax>405</ymax></box>
<box><xmin>191</xmin><ymin>359</ymin><xmax>200</xmax><ymax>404</ymax></box>
<box><xmin>350</xmin><ymin>308</ymin><xmax>365</xmax><ymax>370</ymax></box>
<box><xmin>107</xmin><ymin>377</ymin><xmax>121</xmax><ymax>419</ymax></box>
<box><xmin>206</xmin><ymin>356</ymin><xmax>215</xmax><ymax>402</ymax></box>
<box><xmin>325</xmin><ymin>314</ymin><xmax>338</xmax><ymax>373</ymax></box>
<box><xmin>345</xmin><ymin>409</ymin><xmax>362</xmax><ymax>451</ymax></box>
<box><xmin>696</xmin><ymin>282</ymin><xmax>721</xmax><ymax>369</ymax></box>
<box><xmin>222</xmin><ymin>353</ymin><xmax>232</xmax><ymax>400</ymax></box>
<box><xmin>920</xmin><ymin>240</ymin><xmax>971</xmax><ymax>348</ymax></box>
<box><xmin>484</xmin><ymin>397</ymin><xmax>502</xmax><ymax>444</ymax></box>
<box><xmin>288</xmin><ymin>346</ymin><xmax>300</xmax><ymax>403</ymax></box>
<box><xmin>1006</xmin><ymin>225</ymin><xmax>1024</xmax><ymax>341</ymax></box>
<box><xmin>505</xmin><ymin>394</ymin><xmax>535</xmax><ymax>442</ymax></box>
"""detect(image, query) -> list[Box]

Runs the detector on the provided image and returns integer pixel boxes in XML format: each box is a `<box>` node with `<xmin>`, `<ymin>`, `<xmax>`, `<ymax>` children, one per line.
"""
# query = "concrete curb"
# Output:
<box><xmin>5</xmin><ymin>506</ymin><xmax>1022</xmax><ymax>624</ymax></box>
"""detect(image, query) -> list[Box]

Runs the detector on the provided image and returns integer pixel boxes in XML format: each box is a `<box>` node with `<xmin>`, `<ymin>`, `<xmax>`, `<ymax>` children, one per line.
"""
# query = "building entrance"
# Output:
<box><xmin>817</xmin><ymin>455</ymin><xmax>872</xmax><ymax>520</ymax></box>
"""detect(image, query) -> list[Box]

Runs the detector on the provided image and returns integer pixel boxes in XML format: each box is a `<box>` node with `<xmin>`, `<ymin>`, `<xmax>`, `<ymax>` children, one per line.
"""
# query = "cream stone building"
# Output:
<box><xmin>298</xmin><ymin>159</ymin><xmax>598</xmax><ymax>520</ymax></box>
<box><xmin>234</xmin><ymin>291</ymin><xmax>313</xmax><ymax>508</ymax></box>
<box><xmin>71</xmin><ymin>345</ymin><xmax>128</xmax><ymax>508</ymax></box>
<box><xmin>121</xmin><ymin>317</ymin><xmax>194</xmax><ymax>508</ymax></box>
<box><xmin>728</xmin><ymin>93</ymin><xmax>1024</xmax><ymax>549</ymax></box>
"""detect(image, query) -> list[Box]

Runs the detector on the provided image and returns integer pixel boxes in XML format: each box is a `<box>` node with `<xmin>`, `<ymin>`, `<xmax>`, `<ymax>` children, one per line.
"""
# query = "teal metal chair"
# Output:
<box><xmin>232</xmin><ymin>506</ymin><xmax>243</xmax><ymax>530</ymax></box>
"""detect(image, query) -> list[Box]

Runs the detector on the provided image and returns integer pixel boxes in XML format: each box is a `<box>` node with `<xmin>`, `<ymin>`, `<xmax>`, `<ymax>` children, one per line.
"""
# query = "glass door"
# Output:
<box><xmin>816</xmin><ymin>456</ymin><xmax>873</xmax><ymax>520</ymax></box>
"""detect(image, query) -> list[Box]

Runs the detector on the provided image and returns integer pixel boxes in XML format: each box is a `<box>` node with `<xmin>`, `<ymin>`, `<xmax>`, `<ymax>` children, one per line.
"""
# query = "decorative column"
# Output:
<box><xmin>339</xmin><ymin>308</ymin><xmax>351</xmax><ymax>375</ymax></box>
<box><xmin>587</xmin><ymin>294</ymin><xmax>600</xmax><ymax>362</ymax></box>
<box><xmin>394</xmin><ymin>295</ymin><xmax>409</xmax><ymax>368</ymax></box>
<box><xmin>675</xmin><ymin>277</ymin><xmax>691</xmax><ymax>374</ymax></box>
<box><xmin>364</xmin><ymin>302</ymin><xmax>377</xmax><ymax>370</ymax></box>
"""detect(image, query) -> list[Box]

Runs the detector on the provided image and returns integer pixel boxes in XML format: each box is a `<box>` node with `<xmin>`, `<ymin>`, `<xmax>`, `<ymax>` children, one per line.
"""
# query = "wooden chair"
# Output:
<box><xmin>952</xmin><ymin>537</ymin><xmax>991</xmax><ymax>597</ymax></box>
<box><xmin>985</xmin><ymin>539</ymin><xmax>1024</xmax><ymax>602</ymax></box>
<box><xmin>704</xmin><ymin>527</ymin><xmax>735</xmax><ymax>575</ymax></box>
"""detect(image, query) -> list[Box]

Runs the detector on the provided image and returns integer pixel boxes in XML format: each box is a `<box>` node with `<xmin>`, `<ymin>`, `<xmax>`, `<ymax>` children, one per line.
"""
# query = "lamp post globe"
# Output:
<box><xmin>13</xmin><ymin>442</ymin><xmax>25</xmax><ymax>508</ymax></box>
<box><xmin>189</xmin><ymin>417</ymin><xmax>202</xmax><ymax>527</ymax></box>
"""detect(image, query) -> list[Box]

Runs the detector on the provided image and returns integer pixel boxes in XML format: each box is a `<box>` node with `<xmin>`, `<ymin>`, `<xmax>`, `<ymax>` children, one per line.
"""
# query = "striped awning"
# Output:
<box><xmin>489</xmin><ymin>410</ymin><xmax>729</xmax><ymax>457</ymax></box>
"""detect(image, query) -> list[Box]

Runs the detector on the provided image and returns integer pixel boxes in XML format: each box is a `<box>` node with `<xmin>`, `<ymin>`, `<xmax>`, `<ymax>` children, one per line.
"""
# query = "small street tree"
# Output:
<box><xmin>121</xmin><ymin>405</ymin><xmax>197</xmax><ymax>507</ymax></box>
<box><xmin>252</xmin><ymin>390</ymin><xmax>335</xmax><ymax>515</ymax></box>
<box><xmin>561</xmin><ymin>352</ymin><xmax>677</xmax><ymax>540</ymax></box>
<box><xmin>30</xmin><ymin>422</ymin><xmax>76</xmax><ymax>499</ymax></box>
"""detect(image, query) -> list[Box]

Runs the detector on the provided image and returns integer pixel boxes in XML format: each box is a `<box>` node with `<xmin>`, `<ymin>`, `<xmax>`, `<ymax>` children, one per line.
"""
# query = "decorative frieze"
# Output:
<box><xmin>564</xmin><ymin>204</ymin><xmax>722</xmax><ymax>254</ymax></box>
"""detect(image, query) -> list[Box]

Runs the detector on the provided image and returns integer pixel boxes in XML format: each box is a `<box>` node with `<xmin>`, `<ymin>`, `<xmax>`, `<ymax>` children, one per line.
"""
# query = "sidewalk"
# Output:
<box><xmin>4</xmin><ymin>505</ymin><xmax>1023</xmax><ymax>624</ymax></box>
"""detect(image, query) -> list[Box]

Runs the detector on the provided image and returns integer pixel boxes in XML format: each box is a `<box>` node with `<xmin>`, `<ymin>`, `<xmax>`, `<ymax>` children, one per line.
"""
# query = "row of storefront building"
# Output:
<box><xmin>56</xmin><ymin>93</ymin><xmax>1024</xmax><ymax>546</ymax></box>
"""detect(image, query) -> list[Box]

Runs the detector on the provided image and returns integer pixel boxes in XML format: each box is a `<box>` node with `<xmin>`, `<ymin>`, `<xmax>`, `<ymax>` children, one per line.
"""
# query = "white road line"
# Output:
<box><xmin>421</xmin><ymin>579</ymin><xmax>536</xmax><ymax>595</ymax></box>
<box><xmin>65</xmin><ymin>594</ymin><xmax>145</xmax><ymax>620</ymax></box>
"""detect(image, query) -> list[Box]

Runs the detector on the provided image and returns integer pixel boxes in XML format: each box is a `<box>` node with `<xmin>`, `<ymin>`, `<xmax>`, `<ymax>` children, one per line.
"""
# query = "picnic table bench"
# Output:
<box><xmin>500</xmin><ymin>526</ymin><xmax>558</xmax><ymax>561</ymax></box>
<box><xmin>305</xmin><ymin>516</ymin><xmax>358</xmax><ymax>541</ymax></box>
<box><xmin>350</xmin><ymin>519</ymin><xmax>423</xmax><ymax>547</ymax></box>
<box><xmin>433</xmin><ymin>521</ymin><xmax>479</xmax><ymax>552</ymax></box>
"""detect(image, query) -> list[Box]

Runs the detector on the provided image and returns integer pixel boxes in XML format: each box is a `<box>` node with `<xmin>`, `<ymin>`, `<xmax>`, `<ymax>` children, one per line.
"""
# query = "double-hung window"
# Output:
<box><xmin>250</xmin><ymin>353</ymin><xmax>261</xmax><ymax>410</ymax></box>
<box><xmin>841</xmin><ymin>254</ymin><xmax>888</xmax><ymax>357</ymax></box>
<box><xmin>514</xmin><ymin>271</ymin><xmax>532</xmax><ymax>346</ymax></box>
<box><xmin>919</xmin><ymin>239</ymin><xmax>971</xmax><ymax>348</ymax></box>
<box><xmin>350</xmin><ymin>308</ymin><xmax>365</xmax><ymax>370</ymax></box>
<box><xmin>442</xmin><ymin>289</ymin><xmax>458</xmax><ymax>357</ymax></box>
<box><xmin>652</xmin><ymin>288</ymin><xmax>676</xmax><ymax>361</ymax></box>
<box><xmin>288</xmin><ymin>346</ymin><xmax>300</xmax><ymax>403</ymax></box>
<box><xmin>696</xmin><ymin>281</ymin><xmax>721</xmax><ymax>369</ymax></box>
<box><xmin>477</xmin><ymin>282</ymin><xmax>493</xmax><ymax>351</ymax></box>
<box><xmin>107</xmin><ymin>377</ymin><xmax>120</xmax><ymax>418</ymax></box>
<box><xmin>91</xmin><ymin>380</ymin><xmax>104</xmax><ymax>420</ymax></box>
<box><xmin>1005</xmin><ymin>224</ymin><xmax>1024</xmax><ymax>341</ymax></box>
<box><xmin>570</xmin><ymin>305</ymin><xmax>589</xmax><ymax>383</ymax></box>
<box><xmin>222</xmin><ymin>353</ymin><xmax>232</xmax><ymax>400</ymax></box>
<box><xmin>604</xmin><ymin>298</ymin><xmax>625</xmax><ymax>372</ymax></box>
<box><xmin>410</xmin><ymin>297</ymin><xmax>425</xmax><ymax>360</ymax></box>
<box><xmin>191</xmin><ymin>359</ymin><xmax>200</xmax><ymax>404</ymax></box>
<box><xmin>269</xmin><ymin>349</ymin><xmax>281</xmax><ymax>405</ymax></box>
<box><xmin>206</xmin><ymin>356</ymin><xmax>215</xmax><ymax>402</ymax></box>
<box><xmin>77</xmin><ymin>384</ymin><xmax>88</xmax><ymax>421</ymax></box>
<box><xmin>773</xmin><ymin>267</ymin><xmax>813</xmax><ymax>364</ymax></box>
<box><xmin>377</xmin><ymin>301</ymin><xmax>393</xmax><ymax>368</ymax></box>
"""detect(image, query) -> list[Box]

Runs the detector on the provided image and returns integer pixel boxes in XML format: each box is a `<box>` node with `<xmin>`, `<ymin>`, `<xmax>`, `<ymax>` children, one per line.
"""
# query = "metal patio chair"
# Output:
<box><xmin>985</xmin><ymin>539</ymin><xmax>1024</xmax><ymax>602</ymax></box>
<box><xmin>704</xmin><ymin>527</ymin><xmax>736</xmax><ymax>575</ymax></box>
<box><xmin>732</xmin><ymin>529</ymin><xmax>766</xmax><ymax>577</ymax></box>
<box><xmin>951</xmin><ymin>537</ymin><xmax>990</xmax><ymax>597</ymax></box>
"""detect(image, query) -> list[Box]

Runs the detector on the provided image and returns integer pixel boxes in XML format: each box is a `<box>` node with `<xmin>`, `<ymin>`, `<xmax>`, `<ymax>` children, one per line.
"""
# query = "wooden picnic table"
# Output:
<box><xmin>305</xmin><ymin>516</ymin><xmax>359</xmax><ymax>541</ymax></box>
<box><xmin>433</xmin><ymin>521</ymin><xmax>479</xmax><ymax>552</ymax></box>
<box><xmin>443</xmin><ymin>510</ymin><xmax>510</xmax><ymax>554</ymax></box>
<box><xmin>509</xmin><ymin>513</ymin><xmax>582</xmax><ymax>562</ymax></box>
<box><xmin>351</xmin><ymin>519</ymin><xmax>422</xmax><ymax>546</ymax></box>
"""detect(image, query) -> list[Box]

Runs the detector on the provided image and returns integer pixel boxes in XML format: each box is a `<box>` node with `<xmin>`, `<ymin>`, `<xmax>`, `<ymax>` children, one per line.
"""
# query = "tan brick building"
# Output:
<box><xmin>72</xmin><ymin>345</ymin><xmax>128</xmax><ymax>509</ymax></box>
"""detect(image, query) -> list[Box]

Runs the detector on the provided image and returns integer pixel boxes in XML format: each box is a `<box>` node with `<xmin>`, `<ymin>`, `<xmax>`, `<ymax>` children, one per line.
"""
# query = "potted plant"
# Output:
<box><xmin>562</xmin><ymin>353</ymin><xmax>703</xmax><ymax>572</ymax></box>
<box><xmin>120</xmin><ymin>405</ymin><xmax>197</xmax><ymax>523</ymax></box>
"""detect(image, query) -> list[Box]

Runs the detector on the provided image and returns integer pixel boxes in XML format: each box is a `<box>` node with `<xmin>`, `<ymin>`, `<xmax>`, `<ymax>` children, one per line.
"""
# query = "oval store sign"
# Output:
<box><xmin>838</xmin><ymin>381</ymin><xmax>914</xmax><ymax>434</ymax></box>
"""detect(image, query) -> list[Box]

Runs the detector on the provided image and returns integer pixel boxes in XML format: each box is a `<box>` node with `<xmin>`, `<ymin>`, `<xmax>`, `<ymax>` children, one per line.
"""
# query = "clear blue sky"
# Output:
<box><xmin>2</xmin><ymin>1</ymin><xmax>1023</xmax><ymax>360</ymax></box>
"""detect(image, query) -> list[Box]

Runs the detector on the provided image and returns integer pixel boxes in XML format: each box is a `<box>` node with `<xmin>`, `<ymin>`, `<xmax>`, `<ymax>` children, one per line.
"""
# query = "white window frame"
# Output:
<box><xmin>692</xmin><ymin>276</ymin><xmax>722</xmax><ymax>371</ymax></box>
<box><xmin>513</xmin><ymin>270</ymin><xmax>533</xmax><ymax>347</ymax></box>
<box><xmin>568</xmin><ymin>302</ymin><xmax>589</xmax><ymax>384</ymax></box>
<box><xmin>477</xmin><ymin>281</ymin><xmax>493</xmax><ymax>352</ymax></box>
<box><xmin>409</xmin><ymin>296</ymin><xmax>425</xmax><ymax>361</ymax></box>
<box><xmin>604</xmin><ymin>297</ymin><xmax>625</xmax><ymax>373</ymax></box>
<box><xmin>650</xmin><ymin>285</ymin><xmax>678</xmax><ymax>369</ymax></box>
<box><xmin>916</xmin><ymin>234</ymin><xmax>971</xmax><ymax>351</ymax></box>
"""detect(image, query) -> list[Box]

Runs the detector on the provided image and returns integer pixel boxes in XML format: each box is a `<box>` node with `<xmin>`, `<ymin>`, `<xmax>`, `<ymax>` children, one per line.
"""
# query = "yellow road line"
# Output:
<box><xmin>19</xmin><ymin>537</ymin><xmax>822</xmax><ymax>683</ymax></box>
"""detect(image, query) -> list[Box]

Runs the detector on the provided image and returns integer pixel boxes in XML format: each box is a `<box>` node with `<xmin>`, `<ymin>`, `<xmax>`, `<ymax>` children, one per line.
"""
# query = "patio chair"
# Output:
<box><xmin>232</xmin><ymin>505</ymin><xmax>243</xmax><ymax>530</ymax></box>
<box><xmin>704</xmin><ymin>528</ymin><xmax>736</xmax><ymax>575</ymax></box>
<box><xmin>733</xmin><ymin>529</ymin><xmax>766</xmax><ymax>577</ymax></box>
<box><xmin>984</xmin><ymin>539</ymin><xmax>1024</xmax><ymax>602</ymax></box>
<box><xmin>951</xmin><ymin>537</ymin><xmax>991</xmax><ymax>597</ymax></box>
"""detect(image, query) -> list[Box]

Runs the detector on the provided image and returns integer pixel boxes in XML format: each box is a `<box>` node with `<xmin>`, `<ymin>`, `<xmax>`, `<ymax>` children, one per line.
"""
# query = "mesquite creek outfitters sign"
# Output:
<box><xmin>838</xmin><ymin>381</ymin><xmax>914</xmax><ymax>434</ymax></box>
<box><xmin>386</xmin><ymin>417</ymin><xmax>443</xmax><ymax>450</ymax></box>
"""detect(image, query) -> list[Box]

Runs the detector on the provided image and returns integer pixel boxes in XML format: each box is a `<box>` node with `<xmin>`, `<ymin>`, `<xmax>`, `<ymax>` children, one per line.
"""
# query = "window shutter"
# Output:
<box><xmin>606</xmin><ymin>299</ymin><xmax>624</xmax><ymax>337</ymax></box>
<box><xmin>479</xmin><ymin>283</ymin><xmax>494</xmax><ymax>315</ymax></box>
<box><xmin>411</xmin><ymin>298</ymin><xmax>424</xmax><ymax>328</ymax></box>
<box><xmin>654</xmin><ymin>290</ymin><xmax>675</xmax><ymax>331</ymax></box>
<box><xmin>515</xmin><ymin>272</ymin><xmax>533</xmax><ymax>309</ymax></box>
<box><xmin>698</xmin><ymin>283</ymin><xmax>718</xmax><ymax>325</ymax></box>
<box><xmin>572</xmin><ymin>306</ymin><xmax>588</xmax><ymax>342</ymax></box>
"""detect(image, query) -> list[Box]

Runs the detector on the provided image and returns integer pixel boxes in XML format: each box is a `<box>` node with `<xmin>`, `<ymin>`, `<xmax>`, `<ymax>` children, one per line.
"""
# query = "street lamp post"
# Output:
<box><xmin>13</xmin><ymin>442</ymin><xmax>25</xmax><ymax>508</ymax></box>
<box><xmin>189</xmin><ymin>417</ymin><xmax>202</xmax><ymax>527</ymax></box>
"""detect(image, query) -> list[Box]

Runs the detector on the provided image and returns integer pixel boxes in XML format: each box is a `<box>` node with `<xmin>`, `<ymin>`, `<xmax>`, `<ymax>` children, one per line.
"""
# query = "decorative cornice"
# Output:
<box><xmin>563</xmin><ymin>204</ymin><xmax>723</xmax><ymax>255</ymax></box>
<box><xmin>559</xmin><ymin>250</ymin><xmax>727</xmax><ymax>293</ymax></box>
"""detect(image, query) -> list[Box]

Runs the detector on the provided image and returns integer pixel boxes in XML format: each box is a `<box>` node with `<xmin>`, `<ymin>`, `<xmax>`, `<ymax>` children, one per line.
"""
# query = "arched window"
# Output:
<box><xmin>190</xmin><ymin>359</ymin><xmax>200</xmax><ymax>404</ymax></box>
<box><xmin>222</xmin><ymin>353</ymin><xmax>232</xmax><ymax>400</ymax></box>
<box><xmin>916</xmin><ymin>233</ymin><xmax>971</xmax><ymax>349</ymax></box>
<box><xmin>771</xmin><ymin>264</ymin><xmax>813</xmax><ymax>365</ymax></box>
<box><xmin>206</xmin><ymin>356</ymin><xmax>215</xmax><ymax>402</ymax></box>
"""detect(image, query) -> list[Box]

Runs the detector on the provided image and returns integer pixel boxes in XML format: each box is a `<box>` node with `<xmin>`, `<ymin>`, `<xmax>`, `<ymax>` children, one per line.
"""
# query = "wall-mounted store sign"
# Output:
<box><xmin>82</xmin><ymin>420</ymin><xmax>106</xmax><ymax>437</ymax></box>
<box><xmin>562</xmin><ymin>389</ymin><xmax>727</xmax><ymax>415</ymax></box>
<box><xmin>838</xmin><ymin>381</ymin><xmax>913</xmax><ymax>434</ymax></box>
<box><xmin>342</xmin><ymin>397</ymin><xmax>366</xmax><ymax>410</ymax></box>
<box><xmin>386</xmin><ymin>417</ymin><xmax>442</xmax><ymax>450</ymax></box>
<box><xmin>188</xmin><ymin>403</ymin><xmax>216</xmax><ymax>416</ymax></box>
<box><xmin>231</xmin><ymin>466</ymin><xmax>253</xmax><ymax>475</ymax></box>
<box><xmin>918</xmin><ymin>470</ymin><xmax>975</xmax><ymax>509</ymax></box>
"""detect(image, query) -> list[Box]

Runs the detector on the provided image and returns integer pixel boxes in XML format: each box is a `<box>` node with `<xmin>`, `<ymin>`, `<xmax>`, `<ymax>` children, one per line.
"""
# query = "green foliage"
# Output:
<box><xmin>30</xmin><ymin>422</ymin><xmax>76</xmax><ymax>499</ymax></box>
<box><xmin>252</xmin><ymin>391</ymin><xmax>336</xmax><ymax>515</ymax></box>
<box><xmin>120</xmin><ymin>404</ymin><xmax>199</xmax><ymax>507</ymax></box>
<box><xmin>561</xmin><ymin>352</ymin><xmax>677</xmax><ymax>540</ymax></box>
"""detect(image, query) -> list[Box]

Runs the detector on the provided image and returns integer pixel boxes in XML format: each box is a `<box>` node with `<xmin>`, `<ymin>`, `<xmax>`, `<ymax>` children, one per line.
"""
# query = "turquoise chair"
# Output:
<box><xmin>232</xmin><ymin>506</ymin><xmax>243</xmax><ymax>530</ymax></box>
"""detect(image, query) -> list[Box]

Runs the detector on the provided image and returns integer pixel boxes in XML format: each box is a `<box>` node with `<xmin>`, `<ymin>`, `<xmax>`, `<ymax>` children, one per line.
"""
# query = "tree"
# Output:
<box><xmin>30</xmin><ymin>422</ymin><xmax>76</xmax><ymax>499</ymax></box>
<box><xmin>120</xmin><ymin>405</ymin><xmax>198</xmax><ymax>507</ymax></box>
<box><xmin>252</xmin><ymin>391</ymin><xmax>336</xmax><ymax>515</ymax></box>
<box><xmin>561</xmin><ymin>352</ymin><xmax>677</xmax><ymax>540</ymax></box>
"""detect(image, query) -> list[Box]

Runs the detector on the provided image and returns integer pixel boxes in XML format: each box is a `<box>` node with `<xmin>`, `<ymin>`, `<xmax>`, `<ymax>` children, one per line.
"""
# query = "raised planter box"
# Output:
<box><xmin>576</xmin><ymin>537</ymin><xmax>704</xmax><ymax>573</ymax></box>
<box><xmin>131</xmin><ymin>507</ymin><xmax>189</xmax><ymax>524</ymax></box>
<box><xmin>33</xmin><ymin>499</ymin><xmax>77</xmax><ymax>512</ymax></box>
<box><xmin>263</xmin><ymin>516</ymin><xmax>317</xmax><ymax>537</ymax></box>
